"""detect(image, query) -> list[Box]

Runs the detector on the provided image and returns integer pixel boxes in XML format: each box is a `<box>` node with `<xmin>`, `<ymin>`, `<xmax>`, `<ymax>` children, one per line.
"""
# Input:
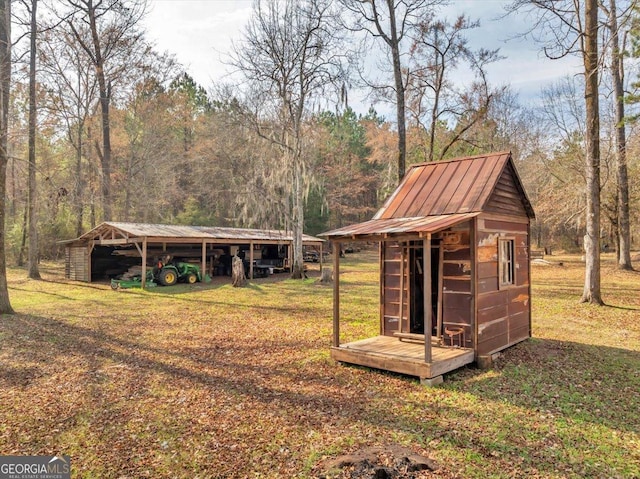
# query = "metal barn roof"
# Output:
<box><xmin>66</xmin><ymin>222</ymin><xmax>324</xmax><ymax>246</ymax></box>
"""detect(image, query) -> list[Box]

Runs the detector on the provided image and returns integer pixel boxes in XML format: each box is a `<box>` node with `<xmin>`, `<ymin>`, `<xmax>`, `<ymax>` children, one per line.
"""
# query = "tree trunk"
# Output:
<box><xmin>387</xmin><ymin>1</ymin><xmax>406</xmax><ymax>183</ymax></box>
<box><xmin>88</xmin><ymin>4</ymin><xmax>112</xmax><ymax>221</ymax></box>
<box><xmin>580</xmin><ymin>0</ymin><xmax>603</xmax><ymax>305</ymax></box>
<box><xmin>290</xmin><ymin>152</ymin><xmax>305</xmax><ymax>279</ymax></box>
<box><xmin>18</xmin><ymin>207</ymin><xmax>27</xmax><ymax>267</ymax></box>
<box><xmin>0</xmin><ymin>0</ymin><xmax>14</xmax><ymax>314</ymax></box>
<box><xmin>74</xmin><ymin>118</ymin><xmax>84</xmax><ymax>237</ymax></box>
<box><xmin>608</xmin><ymin>0</ymin><xmax>632</xmax><ymax>270</ymax></box>
<box><xmin>27</xmin><ymin>0</ymin><xmax>41</xmax><ymax>279</ymax></box>
<box><xmin>231</xmin><ymin>255</ymin><xmax>246</xmax><ymax>287</ymax></box>
<box><xmin>319</xmin><ymin>267</ymin><xmax>333</xmax><ymax>283</ymax></box>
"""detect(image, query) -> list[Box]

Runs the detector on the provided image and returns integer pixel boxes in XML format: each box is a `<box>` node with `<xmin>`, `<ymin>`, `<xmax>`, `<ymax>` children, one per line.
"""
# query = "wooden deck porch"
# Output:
<box><xmin>331</xmin><ymin>335</ymin><xmax>475</xmax><ymax>381</ymax></box>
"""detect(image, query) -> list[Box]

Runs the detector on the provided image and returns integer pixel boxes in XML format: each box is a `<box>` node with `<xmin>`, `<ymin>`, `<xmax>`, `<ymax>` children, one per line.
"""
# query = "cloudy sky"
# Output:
<box><xmin>142</xmin><ymin>0</ymin><xmax>581</xmax><ymax>115</ymax></box>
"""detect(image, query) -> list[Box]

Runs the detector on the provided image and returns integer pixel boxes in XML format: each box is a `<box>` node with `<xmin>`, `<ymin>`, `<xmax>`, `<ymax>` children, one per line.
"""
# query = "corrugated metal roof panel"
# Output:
<box><xmin>376</xmin><ymin>151</ymin><xmax>513</xmax><ymax>219</ymax></box>
<box><xmin>322</xmin><ymin>213</ymin><xmax>480</xmax><ymax>240</ymax></box>
<box><xmin>70</xmin><ymin>222</ymin><xmax>324</xmax><ymax>244</ymax></box>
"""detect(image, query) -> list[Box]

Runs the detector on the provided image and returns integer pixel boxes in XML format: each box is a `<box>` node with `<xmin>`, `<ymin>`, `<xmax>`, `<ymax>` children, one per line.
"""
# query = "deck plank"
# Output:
<box><xmin>334</xmin><ymin>336</ymin><xmax>474</xmax><ymax>380</ymax></box>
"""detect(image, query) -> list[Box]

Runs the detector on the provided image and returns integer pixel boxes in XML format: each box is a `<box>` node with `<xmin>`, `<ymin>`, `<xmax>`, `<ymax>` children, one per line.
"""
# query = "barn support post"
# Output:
<box><xmin>87</xmin><ymin>242</ymin><xmax>94</xmax><ymax>282</ymax></box>
<box><xmin>423</xmin><ymin>234</ymin><xmax>432</xmax><ymax>363</ymax></box>
<box><xmin>249</xmin><ymin>241</ymin><xmax>254</xmax><ymax>279</ymax></box>
<box><xmin>319</xmin><ymin>242</ymin><xmax>323</xmax><ymax>274</ymax></box>
<box><xmin>201</xmin><ymin>240</ymin><xmax>207</xmax><ymax>279</ymax></box>
<box><xmin>332</xmin><ymin>240</ymin><xmax>341</xmax><ymax>347</ymax></box>
<box><xmin>141</xmin><ymin>237</ymin><xmax>148</xmax><ymax>289</ymax></box>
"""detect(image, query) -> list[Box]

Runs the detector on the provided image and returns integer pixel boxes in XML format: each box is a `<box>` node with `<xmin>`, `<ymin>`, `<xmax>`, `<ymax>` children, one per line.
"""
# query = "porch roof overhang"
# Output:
<box><xmin>321</xmin><ymin>212</ymin><xmax>480</xmax><ymax>242</ymax></box>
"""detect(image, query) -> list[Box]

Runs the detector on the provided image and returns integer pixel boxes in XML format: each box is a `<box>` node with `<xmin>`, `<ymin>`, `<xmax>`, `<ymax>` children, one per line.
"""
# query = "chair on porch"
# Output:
<box><xmin>444</xmin><ymin>326</ymin><xmax>465</xmax><ymax>347</ymax></box>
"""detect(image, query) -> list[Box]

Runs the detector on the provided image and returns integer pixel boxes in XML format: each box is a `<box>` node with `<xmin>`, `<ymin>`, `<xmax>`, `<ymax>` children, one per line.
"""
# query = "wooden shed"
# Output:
<box><xmin>63</xmin><ymin>222</ymin><xmax>324</xmax><ymax>286</ymax></box>
<box><xmin>322</xmin><ymin>151</ymin><xmax>535</xmax><ymax>384</ymax></box>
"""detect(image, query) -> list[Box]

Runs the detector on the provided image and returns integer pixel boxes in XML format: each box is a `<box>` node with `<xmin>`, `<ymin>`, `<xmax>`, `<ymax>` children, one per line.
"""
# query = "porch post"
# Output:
<box><xmin>319</xmin><ymin>242</ymin><xmax>323</xmax><ymax>274</ymax></box>
<box><xmin>332</xmin><ymin>240</ymin><xmax>341</xmax><ymax>347</ymax></box>
<box><xmin>424</xmin><ymin>234</ymin><xmax>432</xmax><ymax>363</ymax></box>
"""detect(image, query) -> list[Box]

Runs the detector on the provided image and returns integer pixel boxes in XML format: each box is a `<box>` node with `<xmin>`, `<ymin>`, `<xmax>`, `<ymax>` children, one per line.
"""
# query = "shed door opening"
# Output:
<box><xmin>408</xmin><ymin>241</ymin><xmax>441</xmax><ymax>336</ymax></box>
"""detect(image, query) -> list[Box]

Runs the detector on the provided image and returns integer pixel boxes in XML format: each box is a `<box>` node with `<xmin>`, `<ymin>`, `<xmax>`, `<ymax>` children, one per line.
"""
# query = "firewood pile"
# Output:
<box><xmin>119</xmin><ymin>265</ymin><xmax>144</xmax><ymax>280</ymax></box>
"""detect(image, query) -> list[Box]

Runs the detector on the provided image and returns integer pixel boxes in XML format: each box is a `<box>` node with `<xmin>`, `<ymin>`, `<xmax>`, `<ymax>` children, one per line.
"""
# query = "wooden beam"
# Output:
<box><xmin>436</xmin><ymin>243</ymin><xmax>444</xmax><ymax>343</ymax></box>
<box><xmin>201</xmin><ymin>240</ymin><xmax>207</xmax><ymax>279</ymax></box>
<box><xmin>333</xmin><ymin>240</ymin><xmax>340</xmax><ymax>347</ymax></box>
<box><xmin>249</xmin><ymin>241</ymin><xmax>254</xmax><ymax>280</ymax></box>
<box><xmin>95</xmin><ymin>237</ymin><xmax>142</xmax><ymax>245</ymax></box>
<box><xmin>424</xmin><ymin>235</ymin><xmax>432</xmax><ymax>363</ymax></box>
<box><xmin>141</xmin><ymin>238</ymin><xmax>148</xmax><ymax>289</ymax></box>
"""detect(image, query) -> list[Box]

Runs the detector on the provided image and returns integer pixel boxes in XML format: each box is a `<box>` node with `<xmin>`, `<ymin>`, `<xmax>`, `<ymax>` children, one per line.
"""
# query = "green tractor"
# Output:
<box><xmin>154</xmin><ymin>260</ymin><xmax>202</xmax><ymax>286</ymax></box>
<box><xmin>111</xmin><ymin>259</ymin><xmax>202</xmax><ymax>290</ymax></box>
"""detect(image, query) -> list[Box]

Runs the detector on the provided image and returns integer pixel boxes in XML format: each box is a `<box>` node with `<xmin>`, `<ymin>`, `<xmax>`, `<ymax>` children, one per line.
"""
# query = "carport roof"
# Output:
<box><xmin>64</xmin><ymin>222</ymin><xmax>324</xmax><ymax>246</ymax></box>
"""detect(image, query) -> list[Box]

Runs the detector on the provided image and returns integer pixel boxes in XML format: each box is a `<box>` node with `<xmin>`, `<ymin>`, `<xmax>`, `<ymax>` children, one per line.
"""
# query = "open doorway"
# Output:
<box><xmin>408</xmin><ymin>241</ymin><xmax>441</xmax><ymax>336</ymax></box>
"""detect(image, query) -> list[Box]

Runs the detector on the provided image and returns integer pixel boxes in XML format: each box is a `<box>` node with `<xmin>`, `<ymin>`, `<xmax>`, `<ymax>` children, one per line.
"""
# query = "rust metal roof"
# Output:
<box><xmin>322</xmin><ymin>213</ymin><xmax>480</xmax><ymax>240</ymax></box>
<box><xmin>66</xmin><ymin>222</ymin><xmax>324</xmax><ymax>245</ymax></box>
<box><xmin>323</xmin><ymin>151</ymin><xmax>534</xmax><ymax>240</ymax></box>
<box><xmin>375</xmin><ymin>151</ymin><xmax>528</xmax><ymax>219</ymax></box>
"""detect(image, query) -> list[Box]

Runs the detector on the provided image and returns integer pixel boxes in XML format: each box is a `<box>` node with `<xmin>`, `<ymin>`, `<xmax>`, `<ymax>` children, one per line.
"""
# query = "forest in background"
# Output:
<box><xmin>1</xmin><ymin>0</ymin><xmax>638</xmax><ymax>264</ymax></box>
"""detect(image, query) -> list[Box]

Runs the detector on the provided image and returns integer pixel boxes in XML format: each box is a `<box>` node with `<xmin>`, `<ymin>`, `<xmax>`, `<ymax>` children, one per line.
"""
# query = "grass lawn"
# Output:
<box><xmin>1</xmin><ymin>250</ymin><xmax>639</xmax><ymax>478</ymax></box>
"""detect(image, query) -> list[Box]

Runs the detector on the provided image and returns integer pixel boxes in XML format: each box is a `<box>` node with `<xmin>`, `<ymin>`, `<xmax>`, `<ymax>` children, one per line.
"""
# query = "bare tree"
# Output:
<box><xmin>230</xmin><ymin>0</ymin><xmax>345</xmax><ymax>279</ymax></box>
<box><xmin>64</xmin><ymin>0</ymin><xmax>147</xmax><ymax>221</ymax></box>
<box><xmin>509</xmin><ymin>0</ymin><xmax>604</xmax><ymax>304</ymax></box>
<box><xmin>26</xmin><ymin>0</ymin><xmax>40</xmax><ymax>279</ymax></box>
<box><xmin>602</xmin><ymin>0</ymin><xmax>633</xmax><ymax>269</ymax></box>
<box><xmin>0</xmin><ymin>0</ymin><xmax>14</xmax><ymax>313</ymax></box>
<box><xmin>406</xmin><ymin>14</ymin><xmax>501</xmax><ymax>161</ymax></box>
<box><xmin>537</xmin><ymin>77</ymin><xmax>588</xmax><ymax>247</ymax></box>
<box><xmin>39</xmin><ymin>24</ymin><xmax>98</xmax><ymax>236</ymax></box>
<box><xmin>340</xmin><ymin>0</ymin><xmax>442</xmax><ymax>182</ymax></box>
<box><xmin>582</xmin><ymin>0</ymin><xmax>603</xmax><ymax>304</ymax></box>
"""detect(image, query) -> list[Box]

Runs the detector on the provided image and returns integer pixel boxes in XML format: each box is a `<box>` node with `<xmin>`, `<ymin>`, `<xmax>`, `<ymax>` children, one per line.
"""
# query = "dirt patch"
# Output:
<box><xmin>315</xmin><ymin>445</ymin><xmax>439</xmax><ymax>478</ymax></box>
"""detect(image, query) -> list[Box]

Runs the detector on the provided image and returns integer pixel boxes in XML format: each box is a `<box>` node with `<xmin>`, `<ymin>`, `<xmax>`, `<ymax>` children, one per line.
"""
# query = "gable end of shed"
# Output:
<box><xmin>484</xmin><ymin>160</ymin><xmax>531</xmax><ymax>218</ymax></box>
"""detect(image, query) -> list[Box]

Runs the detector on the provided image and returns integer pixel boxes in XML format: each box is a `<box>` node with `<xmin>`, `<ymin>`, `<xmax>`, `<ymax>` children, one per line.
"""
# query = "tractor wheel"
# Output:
<box><xmin>185</xmin><ymin>273</ymin><xmax>198</xmax><ymax>284</ymax></box>
<box><xmin>159</xmin><ymin>268</ymin><xmax>178</xmax><ymax>286</ymax></box>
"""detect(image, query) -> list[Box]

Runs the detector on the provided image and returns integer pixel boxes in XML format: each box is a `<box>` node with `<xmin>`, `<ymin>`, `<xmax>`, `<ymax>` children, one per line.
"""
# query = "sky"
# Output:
<box><xmin>142</xmin><ymin>0</ymin><xmax>582</xmax><ymax>116</ymax></box>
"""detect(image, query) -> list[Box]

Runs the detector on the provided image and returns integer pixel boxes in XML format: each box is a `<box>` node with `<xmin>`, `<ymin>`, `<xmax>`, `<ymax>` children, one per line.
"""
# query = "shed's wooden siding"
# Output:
<box><xmin>381</xmin><ymin>242</ymin><xmax>408</xmax><ymax>335</ymax></box>
<box><xmin>475</xmin><ymin>215</ymin><xmax>530</xmax><ymax>356</ymax></box>
<box><xmin>485</xmin><ymin>162</ymin><xmax>528</xmax><ymax>217</ymax></box>
<box><xmin>65</xmin><ymin>246</ymin><xmax>90</xmax><ymax>282</ymax></box>
<box><xmin>439</xmin><ymin>221</ymin><xmax>473</xmax><ymax>348</ymax></box>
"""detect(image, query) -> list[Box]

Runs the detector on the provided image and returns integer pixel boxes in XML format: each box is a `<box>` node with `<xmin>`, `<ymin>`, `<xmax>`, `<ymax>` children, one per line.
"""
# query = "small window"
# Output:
<box><xmin>499</xmin><ymin>238</ymin><xmax>515</xmax><ymax>287</ymax></box>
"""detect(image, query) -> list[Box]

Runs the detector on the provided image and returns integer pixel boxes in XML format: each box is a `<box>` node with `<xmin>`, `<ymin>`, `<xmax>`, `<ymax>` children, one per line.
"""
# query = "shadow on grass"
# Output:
<box><xmin>2</xmin><ymin>314</ymin><xmax>638</xmax><ymax>478</ymax></box>
<box><xmin>445</xmin><ymin>338</ymin><xmax>640</xmax><ymax>435</ymax></box>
